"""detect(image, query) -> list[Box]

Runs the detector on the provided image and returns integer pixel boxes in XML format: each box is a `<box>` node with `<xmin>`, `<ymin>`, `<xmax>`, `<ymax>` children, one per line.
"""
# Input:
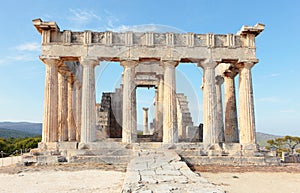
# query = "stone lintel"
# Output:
<box><xmin>33</xmin><ymin>18</ymin><xmax>60</xmax><ymax>34</ymax></box>
<box><xmin>237</xmin><ymin>23</ymin><xmax>265</xmax><ymax>36</ymax></box>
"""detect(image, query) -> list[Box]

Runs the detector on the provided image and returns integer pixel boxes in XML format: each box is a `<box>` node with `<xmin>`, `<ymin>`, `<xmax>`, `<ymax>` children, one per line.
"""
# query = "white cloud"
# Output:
<box><xmin>257</xmin><ymin>97</ymin><xmax>280</xmax><ymax>103</ymax></box>
<box><xmin>109</xmin><ymin>24</ymin><xmax>185</xmax><ymax>33</ymax></box>
<box><xmin>270</xmin><ymin>73</ymin><xmax>280</xmax><ymax>77</ymax></box>
<box><xmin>15</xmin><ymin>42</ymin><xmax>40</xmax><ymax>51</ymax></box>
<box><xmin>68</xmin><ymin>8</ymin><xmax>101</xmax><ymax>28</ymax></box>
<box><xmin>280</xmin><ymin>109</ymin><xmax>296</xmax><ymax>113</ymax></box>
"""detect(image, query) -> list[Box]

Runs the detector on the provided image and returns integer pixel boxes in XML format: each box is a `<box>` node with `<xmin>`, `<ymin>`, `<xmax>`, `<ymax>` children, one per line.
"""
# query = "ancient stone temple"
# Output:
<box><xmin>29</xmin><ymin>18</ymin><xmax>279</xmax><ymax>166</ymax></box>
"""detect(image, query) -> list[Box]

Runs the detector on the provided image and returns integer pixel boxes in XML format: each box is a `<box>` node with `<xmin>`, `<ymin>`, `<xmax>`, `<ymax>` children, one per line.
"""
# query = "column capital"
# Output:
<box><xmin>120</xmin><ymin>60</ymin><xmax>139</xmax><ymax>68</ymax></box>
<box><xmin>160</xmin><ymin>60</ymin><xmax>179</xmax><ymax>68</ymax></box>
<box><xmin>199</xmin><ymin>58</ymin><xmax>218</xmax><ymax>69</ymax></box>
<box><xmin>80</xmin><ymin>57</ymin><xmax>99</xmax><ymax>67</ymax></box>
<box><xmin>142</xmin><ymin>107</ymin><xmax>149</xmax><ymax>111</ymax></box>
<box><xmin>237</xmin><ymin>59</ymin><xmax>258</xmax><ymax>69</ymax></box>
<box><xmin>215</xmin><ymin>75</ymin><xmax>224</xmax><ymax>85</ymax></box>
<box><xmin>40</xmin><ymin>56</ymin><xmax>61</xmax><ymax>65</ymax></box>
<box><xmin>224</xmin><ymin>68</ymin><xmax>238</xmax><ymax>78</ymax></box>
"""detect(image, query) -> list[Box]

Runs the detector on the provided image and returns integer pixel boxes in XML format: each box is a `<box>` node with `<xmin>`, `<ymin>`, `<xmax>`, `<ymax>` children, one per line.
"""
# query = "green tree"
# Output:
<box><xmin>267</xmin><ymin>135</ymin><xmax>300</xmax><ymax>156</ymax></box>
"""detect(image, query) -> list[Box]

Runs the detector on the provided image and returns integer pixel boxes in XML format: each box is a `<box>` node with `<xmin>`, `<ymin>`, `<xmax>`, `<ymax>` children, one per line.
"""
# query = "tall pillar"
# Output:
<box><xmin>156</xmin><ymin>75</ymin><xmax>164</xmax><ymax>140</ymax></box>
<box><xmin>224</xmin><ymin>70</ymin><xmax>239</xmax><ymax>142</ymax></box>
<box><xmin>58</xmin><ymin>71</ymin><xmax>68</xmax><ymax>142</ymax></box>
<box><xmin>68</xmin><ymin>75</ymin><xmax>76</xmax><ymax>141</ymax></box>
<box><xmin>162</xmin><ymin>61</ymin><xmax>178</xmax><ymax>144</ymax></box>
<box><xmin>41</xmin><ymin>57</ymin><xmax>60</xmax><ymax>143</ymax></box>
<box><xmin>121</xmin><ymin>60</ymin><xmax>138</xmax><ymax>143</ymax></box>
<box><xmin>201</xmin><ymin>59</ymin><xmax>218</xmax><ymax>144</ymax></box>
<box><xmin>75</xmin><ymin>81</ymin><xmax>82</xmax><ymax>141</ymax></box>
<box><xmin>215</xmin><ymin>75</ymin><xmax>225</xmax><ymax>142</ymax></box>
<box><xmin>80</xmin><ymin>58</ymin><xmax>99</xmax><ymax>143</ymax></box>
<box><xmin>143</xmin><ymin>108</ymin><xmax>149</xmax><ymax>135</ymax></box>
<box><xmin>238</xmin><ymin>62</ymin><xmax>256</xmax><ymax>144</ymax></box>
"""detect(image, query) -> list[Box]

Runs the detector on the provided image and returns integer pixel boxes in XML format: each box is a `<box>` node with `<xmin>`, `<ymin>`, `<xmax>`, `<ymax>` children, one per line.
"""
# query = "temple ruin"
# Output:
<box><xmin>28</xmin><ymin>18</ymin><xmax>280</xmax><ymax>166</ymax></box>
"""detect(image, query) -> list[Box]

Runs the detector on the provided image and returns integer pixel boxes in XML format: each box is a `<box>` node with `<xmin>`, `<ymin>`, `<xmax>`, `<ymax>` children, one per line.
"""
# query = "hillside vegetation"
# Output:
<box><xmin>0</xmin><ymin>137</ymin><xmax>41</xmax><ymax>157</ymax></box>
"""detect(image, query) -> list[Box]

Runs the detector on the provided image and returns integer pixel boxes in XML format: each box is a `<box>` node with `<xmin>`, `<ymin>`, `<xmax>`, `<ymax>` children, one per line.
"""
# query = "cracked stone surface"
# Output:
<box><xmin>122</xmin><ymin>149</ymin><xmax>224</xmax><ymax>193</ymax></box>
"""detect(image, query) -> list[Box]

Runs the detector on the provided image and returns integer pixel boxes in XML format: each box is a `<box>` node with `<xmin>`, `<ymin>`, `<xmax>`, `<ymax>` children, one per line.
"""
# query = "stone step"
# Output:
<box><xmin>69</xmin><ymin>155</ymin><xmax>131</xmax><ymax>165</ymax></box>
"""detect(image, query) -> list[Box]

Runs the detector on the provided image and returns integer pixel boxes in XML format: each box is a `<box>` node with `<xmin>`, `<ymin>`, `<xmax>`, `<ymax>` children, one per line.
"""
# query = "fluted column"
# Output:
<box><xmin>157</xmin><ymin>75</ymin><xmax>164</xmax><ymax>140</ymax></box>
<box><xmin>58</xmin><ymin>71</ymin><xmax>68</xmax><ymax>142</ymax></box>
<box><xmin>41</xmin><ymin>57</ymin><xmax>60</xmax><ymax>143</ymax></box>
<box><xmin>162</xmin><ymin>61</ymin><xmax>178</xmax><ymax>144</ymax></box>
<box><xmin>238</xmin><ymin>62</ymin><xmax>256</xmax><ymax>144</ymax></box>
<box><xmin>215</xmin><ymin>75</ymin><xmax>225</xmax><ymax>142</ymax></box>
<box><xmin>80</xmin><ymin>58</ymin><xmax>99</xmax><ymax>143</ymax></box>
<box><xmin>143</xmin><ymin>108</ymin><xmax>149</xmax><ymax>135</ymax></box>
<box><xmin>121</xmin><ymin>60</ymin><xmax>138</xmax><ymax>143</ymax></box>
<box><xmin>75</xmin><ymin>81</ymin><xmax>82</xmax><ymax>141</ymax></box>
<box><xmin>202</xmin><ymin>59</ymin><xmax>218</xmax><ymax>144</ymax></box>
<box><xmin>68</xmin><ymin>75</ymin><xmax>76</xmax><ymax>141</ymax></box>
<box><xmin>224</xmin><ymin>70</ymin><xmax>239</xmax><ymax>143</ymax></box>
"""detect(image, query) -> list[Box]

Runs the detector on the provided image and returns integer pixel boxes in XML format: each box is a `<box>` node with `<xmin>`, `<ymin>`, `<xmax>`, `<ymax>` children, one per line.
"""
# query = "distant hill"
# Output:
<box><xmin>0</xmin><ymin>122</ymin><xmax>42</xmax><ymax>138</ymax></box>
<box><xmin>256</xmin><ymin>132</ymin><xmax>282</xmax><ymax>147</ymax></box>
<box><xmin>0</xmin><ymin>128</ymin><xmax>39</xmax><ymax>138</ymax></box>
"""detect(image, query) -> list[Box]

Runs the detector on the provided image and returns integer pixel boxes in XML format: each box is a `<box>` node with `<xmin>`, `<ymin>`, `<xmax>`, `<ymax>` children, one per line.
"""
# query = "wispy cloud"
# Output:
<box><xmin>257</xmin><ymin>97</ymin><xmax>280</xmax><ymax>103</ymax></box>
<box><xmin>109</xmin><ymin>24</ymin><xmax>185</xmax><ymax>33</ymax></box>
<box><xmin>68</xmin><ymin>8</ymin><xmax>101</xmax><ymax>25</ymax></box>
<box><xmin>280</xmin><ymin>109</ymin><xmax>296</xmax><ymax>113</ymax></box>
<box><xmin>66</xmin><ymin>9</ymin><xmax>184</xmax><ymax>33</ymax></box>
<box><xmin>15</xmin><ymin>42</ymin><xmax>40</xmax><ymax>51</ymax></box>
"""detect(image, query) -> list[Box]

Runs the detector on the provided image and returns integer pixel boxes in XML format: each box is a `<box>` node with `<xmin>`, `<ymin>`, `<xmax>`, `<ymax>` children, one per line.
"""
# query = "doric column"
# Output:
<box><xmin>80</xmin><ymin>58</ymin><xmax>99</xmax><ymax>143</ymax></box>
<box><xmin>58</xmin><ymin>71</ymin><xmax>68</xmax><ymax>142</ymax></box>
<box><xmin>75</xmin><ymin>81</ymin><xmax>82</xmax><ymax>141</ymax></box>
<box><xmin>121</xmin><ymin>60</ymin><xmax>138</xmax><ymax>143</ymax></box>
<box><xmin>41</xmin><ymin>57</ymin><xmax>60</xmax><ymax>143</ymax></box>
<box><xmin>224</xmin><ymin>70</ymin><xmax>239</xmax><ymax>143</ymax></box>
<box><xmin>201</xmin><ymin>59</ymin><xmax>218</xmax><ymax>144</ymax></box>
<box><xmin>162</xmin><ymin>61</ymin><xmax>178</xmax><ymax>144</ymax></box>
<box><xmin>68</xmin><ymin>75</ymin><xmax>76</xmax><ymax>141</ymax></box>
<box><xmin>215</xmin><ymin>75</ymin><xmax>225</xmax><ymax>142</ymax></box>
<box><xmin>156</xmin><ymin>75</ymin><xmax>164</xmax><ymax>140</ymax></box>
<box><xmin>238</xmin><ymin>61</ymin><xmax>256</xmax><ymax>144</ymax></box>
<box><xmin>143</xmin><ymin>108</ymin><xmax>149</xmax><ymax>135</ymax></box>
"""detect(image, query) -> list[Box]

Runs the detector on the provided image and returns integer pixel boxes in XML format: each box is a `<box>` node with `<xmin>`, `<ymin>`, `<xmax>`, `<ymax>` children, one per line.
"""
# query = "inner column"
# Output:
<box><xmin>224</xmin><ymin>69</ymin><xmax>239</xmax><ymax>143</ymax></box>
<box><xmin>162</xmin><ymin>60</ymin><xmax>178</xmax><ymax>144</ymax></box>
<box><xmin>143</xmin><ymin>107</ymin><xmax>149</xmax><ymax>135</ymax></box>
<box><xmin>121</xmin><ymin>60</ymin><xmax>138</xmax><ymax>144</ymax></box>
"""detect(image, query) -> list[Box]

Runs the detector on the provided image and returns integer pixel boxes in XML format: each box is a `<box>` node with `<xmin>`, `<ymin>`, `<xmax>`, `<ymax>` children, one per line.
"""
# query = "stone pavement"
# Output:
<box><xmin>122</xmin><ymin>149</ymin><xmax>224</xmax><ymax>193</ymax></box>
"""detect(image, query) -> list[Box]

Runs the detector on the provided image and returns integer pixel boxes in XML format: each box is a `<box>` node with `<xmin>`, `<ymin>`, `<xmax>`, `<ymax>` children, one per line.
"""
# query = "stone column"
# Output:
<box><xmin>41</xmin><ymin>57</ymin><xmax>60</xmax><ymax>143</ymax></box>
<box><xmin>75</xmin><ymin>81</ymin><xmax>82</xmax><ymax>141</ymax></box>
<box><xmin>121</xmin><ymin>60</ymin><xmax>138</xmax><ymax>143</ymax></box>
<box><xmin>224</xmin><ymin>70</ymin><xmax>239</xmax><ymax>143</ymax></box>
<box><xmin>58</xmin><ymin>71</ymin><xmax>68</xmax><ymax>142</ymax></box>
<box><xmin>68</xmin><ymin>75</ymin><xmax>76</xmax><ymax>141</ymax></box>
<box><xmin>80</xmin><ymin>58</ymin><xmax>99</xmax><ymax>143</ymax></box>
<box><xmin>143</xmin><ymin>108</ymin><xmax>149</xmax><ymax>135</ymax></box>
<box><xmin>202</xmin><ymin>59</ymin><xmax>218</xmax><ymax>144</ymax></box>
<box><xmin>215</xmin><ymin>75</ymin><xmax>225</xmax><ymax>142</ymax></box>
<box><xmin>156</xmin><ymin>75</ymin><xmax>164</xmax><ymax>140</ymax></box>
<box><xmin>238</xmin><ymin>62</ymin><xmax>256</xmax><ymax>144</ymax></box>
<box><xmin>162</xmin><ymin>61</ymin><xmax>178</xmax><ymax>144</ymax></box>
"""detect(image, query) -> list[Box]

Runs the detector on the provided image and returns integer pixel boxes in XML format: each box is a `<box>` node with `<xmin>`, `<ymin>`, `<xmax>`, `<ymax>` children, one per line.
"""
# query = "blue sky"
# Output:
<box><xmin>0</xmin><ymin>0</ymin><xmax>299</xmax><ymax>136</ymax></box>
